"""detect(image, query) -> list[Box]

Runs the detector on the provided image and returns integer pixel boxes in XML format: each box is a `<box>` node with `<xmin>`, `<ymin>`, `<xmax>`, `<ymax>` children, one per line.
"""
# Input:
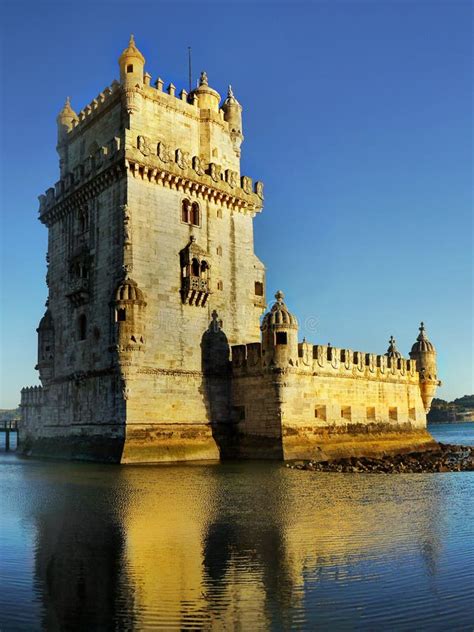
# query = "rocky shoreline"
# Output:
<box><xmin>287</xmin><ymin>443</ymin><xmax>474</xmax><ymax>473</ymax></box>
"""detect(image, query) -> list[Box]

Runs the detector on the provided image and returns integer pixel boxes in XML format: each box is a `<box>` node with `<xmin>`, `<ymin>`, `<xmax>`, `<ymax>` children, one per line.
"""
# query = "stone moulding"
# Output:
<box><xmin>125</xmin><ymin>154</ymin><xmax>262</xmax><ymax>214</ymax></box>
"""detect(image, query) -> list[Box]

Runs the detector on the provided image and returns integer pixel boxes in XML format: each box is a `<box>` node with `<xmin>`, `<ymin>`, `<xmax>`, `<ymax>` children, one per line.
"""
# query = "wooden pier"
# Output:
<box><xmin>0</xmin><ymin>420</ymin><xmax>19</xmax><ymax>451</ymax></box>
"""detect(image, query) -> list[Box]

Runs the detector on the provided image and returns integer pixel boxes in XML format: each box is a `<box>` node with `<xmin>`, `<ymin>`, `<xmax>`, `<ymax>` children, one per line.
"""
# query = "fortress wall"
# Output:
<box><xmin>231</xmin><ymin>372</ymin><xmax>284</xmax><ymax>459</ymax></box>
<box><xmin>281</xmin><ymin>369</ymin><xmax>435</xmax><ymax>460</ymax></box>
<box><xmin>19</xmin><ymin>375</ymin><xmax>125</xmax><ymax>462</ymax></box>
<box><xmin>120</xmin><ymin>370</ymin><xmax>228</xmax><ymax>463</ymax></box>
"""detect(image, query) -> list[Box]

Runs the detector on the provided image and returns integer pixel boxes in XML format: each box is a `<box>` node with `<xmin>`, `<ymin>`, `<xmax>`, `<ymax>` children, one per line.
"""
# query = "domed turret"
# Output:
<box><xmin>190</xmin><ymin>71</ymin><xmax>221</xmax><ymax>112</ymax></box>
<box><xmin>119</xmin><ymin>34</ymin><xmax>145</xmax><ymax>87</ymax></box>
<box><xmin>409</xmin><ymin>322</ymin><xmax>440</xmax><ymax>413</ymax></box>
<box><xmin>36</xmin><ymin>309</ymin><xmax>55</xmax><ymax>385</ymax></box>
<box><xmin>111</xmin><ymin>277</ymin><xmax>147</xmax><ymax>355</ymax></box>
<box><xmin>56</xmin><ymin>97</ymin><xmax>78</xmax><ymax>176</ymax></box>
<box><xmin>385</xmin><ymin>335</ymin><xmax>402</xmax><ymax>360</ymax></box>
<box><xmin>261</xmin><ymin>291</ymin><xmax>299</xmax><ymax>367</ymax></box>
<box><xmin>222</xmin><ymin>85</ymin><xmax>243</xmax><ymax>154</ymax></box>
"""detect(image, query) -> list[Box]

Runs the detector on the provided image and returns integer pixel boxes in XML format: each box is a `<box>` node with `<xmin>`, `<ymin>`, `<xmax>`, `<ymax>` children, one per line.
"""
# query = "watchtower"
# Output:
<box><xmin>22</xmin><ymin>36</ymin><xmax>266</xmax><ymax>462</ymax></box>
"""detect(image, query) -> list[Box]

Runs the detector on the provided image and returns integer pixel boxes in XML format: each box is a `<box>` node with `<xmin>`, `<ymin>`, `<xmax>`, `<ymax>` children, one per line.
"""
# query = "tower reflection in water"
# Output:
<box><xmin>30</xmin><ymin>462</ymin><xmax>446</xmax><ymax>630</ymax></box>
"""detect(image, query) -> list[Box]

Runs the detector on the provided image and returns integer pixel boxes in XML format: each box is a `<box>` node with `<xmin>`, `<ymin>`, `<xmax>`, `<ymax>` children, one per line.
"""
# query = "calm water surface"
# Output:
<box><xmin>1</xmin><ymin>424</ymin><xmax>473</xmax><ymax>631</ymax></box>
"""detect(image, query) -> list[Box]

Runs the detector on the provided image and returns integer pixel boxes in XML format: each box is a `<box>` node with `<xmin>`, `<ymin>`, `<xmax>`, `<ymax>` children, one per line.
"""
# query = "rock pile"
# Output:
<box><xmin>288</xmin><ymin>444</ymin><xmax>474</xmax><ymax>473</ymax></box>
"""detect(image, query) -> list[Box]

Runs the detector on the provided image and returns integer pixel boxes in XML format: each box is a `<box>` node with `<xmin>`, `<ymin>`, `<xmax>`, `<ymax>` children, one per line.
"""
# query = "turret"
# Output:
<box><xmin>119</xmin><ymin>34</ymin><xmax>145</xmax><ymax>87</ymax></box>
<box><xmin>261</xmin><ymin>291</ymin><xmax>299</xmax><ymax>367</ymax></box>
<box><xmin>409</xmin><ymin>322</ymin><xmax>441</xmax><ymax>413</ymax></box>
<box><xmin>35</xmin><ymin>309</ymin><xmax>55</xmax><ymax>385</ymax></box>
<box><xmin>111</xmin><ymin>277</ymin><xmax>147</xmax><ymax>358</ymax></box>
<box><xmin>222</xmin><ymin>85</ymin><xmax>243</xmax><ymax>155</ymax></box>
<box><xmin>190</xmin><ymin>71</ymin><xmax>221</xmax><ymax>112</ymax></box>
<box><xmin>56</xmin><ymin>97</ymin><xmax>78</xmax><ymax>177</ymax></box>
<box><xmin>385</xmin><ymin>335</ymin><xmax>402</xmax><ymax>361</ymax></box>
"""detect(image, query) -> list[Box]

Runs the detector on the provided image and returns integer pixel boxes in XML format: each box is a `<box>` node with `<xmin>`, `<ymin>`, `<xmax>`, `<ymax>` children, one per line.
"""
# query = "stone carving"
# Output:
<box><xmin>208</xmin><ymin>162</ymin><xmax>221</xmax><ymax>182</ymax></box>
<box><xmin>226</xmin><ymin>170</ymin><xmax>238</xmax><ymax>188</ymax></box>
<box><xmin>241</xmin><ymin>175</ymin><xmax>253</xmax><ymax>194</ymax></box>
<box><xmin>193</xmin><ymin>155</ymin><xmax>205</xmax><ymax>176</ymax></box>
<box><xmin>157</xmin><ymin>141</ymin><xmax>170</xmax><ymax>163</ymax></box>
<box><xmin>175</xmin><ymin>148</ymin><xmax>190</xmax><ymax>170</ymax></box>
<box><xmin>137</xmin><ymin>135</ymin><xmax>152</xmax><ymax>156</ymax></box>
<box><xmin>199</xmin><ymin>71</ymin><xmax>208</xmax><ymax>86</ymax></box>
<box><xmin>255</xmin><ymin>181</ymin><xmax>264</xmax><ymax>199</ymax></box>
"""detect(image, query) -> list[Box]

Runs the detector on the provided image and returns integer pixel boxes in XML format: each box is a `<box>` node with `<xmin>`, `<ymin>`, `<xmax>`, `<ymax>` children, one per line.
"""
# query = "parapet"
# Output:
<box><xmin>20</xmin><ymin>386</ymin><xmax>44</xmax><ymax>406</ymax></box>
<box><xmin>38</xmin><ymin>135</ymin><xmax>123</xmax><ymax>223</ymax></box>
<box><xmin>231</xmin><ymin>340</ymin><xmax>419</xmax><ymax>383</ymax></box>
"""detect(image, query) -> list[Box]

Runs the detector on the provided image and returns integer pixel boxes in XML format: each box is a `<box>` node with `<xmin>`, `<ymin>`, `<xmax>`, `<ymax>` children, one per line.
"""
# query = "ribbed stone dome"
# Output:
<box><xmin>119</xmin><ymin>34</ymin><xmax>145</xmax><ymax>64</ymax></box>
<box><xmin>114</xmin><ymin>277</ymin><xmax>145</xmax><ymax>303</ymax></box>
<box><xmin>385</xmin><ymin>335</ymin><xmax>402</xmax><ymax>359</ymax></box>
<box><xmin>410</xmin><ymin>322</ymin><xmax>435</xmax><ymax>354</ymax></box>
<box><xmin>261</xmin><ymin>291</ymin><xmax>298</xmax><ymax>330</ymax></box>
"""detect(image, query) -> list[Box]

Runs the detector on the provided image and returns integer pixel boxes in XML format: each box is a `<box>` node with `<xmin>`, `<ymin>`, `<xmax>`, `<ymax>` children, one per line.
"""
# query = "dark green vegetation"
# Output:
<box><xmin>428</xmin><ymin>395</ymin><xmax>474</xmax><ymax>422</ymax></box>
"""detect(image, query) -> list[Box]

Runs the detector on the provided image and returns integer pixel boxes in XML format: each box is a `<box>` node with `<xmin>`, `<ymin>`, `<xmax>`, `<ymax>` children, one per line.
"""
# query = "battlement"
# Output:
<box><xmin>38</xmin><ymin>135</ymin><xmax>123</xmax><ymax>220</ymax></box>
<box><xmin>231</xmin><ymin>341</ymin><xmax>419</xmax><ymax>383</ymax></box>
<box><xmin>20</xmin><ymin>386</ymin><xmax>44</xmax><ymax>406</ymax></box>
<box><xmin>67</xmin><ymin>80</ymin><xmax>121</xmax><ymax>136</ymax></box>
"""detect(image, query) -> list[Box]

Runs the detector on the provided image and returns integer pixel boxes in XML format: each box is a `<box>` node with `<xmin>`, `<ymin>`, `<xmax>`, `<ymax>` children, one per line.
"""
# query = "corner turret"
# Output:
<box><xmin>119</xmin><ymin>34</ymin><xmax>145</xmax><ymax>87</ymax></box>
<box><xmin>409</xmin><ymin>322</ymin><xmax>441</xmax><ymax>412</ymax></box>
<box><xmin>56</xmin><ymin>97</ymin><xmax>78</xmax><ymax>177</ymax></box>
<box><xmin>222</xmin><ymin>85</ymin><xmax>243</xmax><ymax>155</ymax></box>
<box><xmin>190</xmin><ymin>71</ymin><xmax>221</xmax><ymax>112</ymax></box>
<box><xmin>385</xmin><ymin>335</ymin><xmax>402</xmax><ymax>359</ymax></box>
<box><xmin>261</xmin><ymin>291</ymin><xmax>299</xmax><ymax>367</ymax></box>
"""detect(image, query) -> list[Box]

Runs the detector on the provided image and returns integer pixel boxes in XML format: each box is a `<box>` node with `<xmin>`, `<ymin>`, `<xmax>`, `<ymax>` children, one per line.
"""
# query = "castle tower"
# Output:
<box><xmin>409</xmin><ymin>322</ymin><xmax>441</xmax><ymax>413</ymax></box>
<box><xmin>261</xmin><ymin>291</ymin><xmax>299</xmax><ymax>367</ymax></box>
<box><xmin>21</xmin><ymin>36</ymin><xmax>266</xmax><ymax>462</ymax></box>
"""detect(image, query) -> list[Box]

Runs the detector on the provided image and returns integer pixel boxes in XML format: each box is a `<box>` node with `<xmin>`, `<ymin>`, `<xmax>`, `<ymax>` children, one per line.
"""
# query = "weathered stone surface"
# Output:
<box><xmin>20</xmin><ymin>38</ymin><xmax>440</xmax><ymax>463</ymax></box>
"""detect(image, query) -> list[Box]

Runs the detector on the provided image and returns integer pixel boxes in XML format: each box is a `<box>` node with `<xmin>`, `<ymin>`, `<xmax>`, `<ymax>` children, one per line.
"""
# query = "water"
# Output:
<box><xmin>1</xmin><ymin>425</ymin><xmax>473</xmax><ymax>631</ymax></box>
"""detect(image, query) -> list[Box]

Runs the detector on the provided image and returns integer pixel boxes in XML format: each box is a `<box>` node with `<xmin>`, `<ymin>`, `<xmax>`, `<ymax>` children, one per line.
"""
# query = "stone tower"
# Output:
<box><xmin>21</xmin><ymin>36</ymin><xmax>266</xmax><ymax>462</ymax></box>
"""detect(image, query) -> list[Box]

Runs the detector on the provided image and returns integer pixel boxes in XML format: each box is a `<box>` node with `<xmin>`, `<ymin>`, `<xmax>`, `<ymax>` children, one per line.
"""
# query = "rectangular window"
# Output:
<box><xmin>254</xmin><ymin>281</ymin><xmax>264</xmax><ymax>296</ymax></box>
<box><xmin>127</xmin><ymin>64</ymin><xmax>133</xmax><ymax>73</ymax></box>
<box><xmin>366</xmin><ymin>406</ymin><xmax>376</xmax><ymax>421</ymax></box>
<box><xmin>389</xmin><ymin>407</ymin><xmax>398</xmax><ymax>421</ymax></box>
<box><xmin>314</xmin><ymin>405</ymin><xmax>327</xmax><ymax>421</ymax></box>
<box><xmin>341</xmin><ymin>406</ymin><xmax>352</xmax><ymax>421</ymax></box>
<box><xmin>409</xmin><ymin>407</ymin><xmax>416</xmax><ymax>421</ymax></box>
<box><xmin>275</xmin><ymin>331</ymin><xmax>287</xmax><ymax>345</ymax></box>
<box><xmin>116</xmin><ymin>308</ymin><xmax>126</xmax><ymax>322</ymax></box>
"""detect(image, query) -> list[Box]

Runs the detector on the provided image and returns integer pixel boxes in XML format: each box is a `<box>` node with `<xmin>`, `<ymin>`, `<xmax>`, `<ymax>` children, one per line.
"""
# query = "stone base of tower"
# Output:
<box><xmin>20</xmin><ymin>433</ymin><xmax>126</xmax><ymax>463</ymax></box>
<box><xmin>120</xmin><ymin>423</ymin><xmax>220</xmax><ymax>463</ymax></box>
<box><xmin>281</xmin><ymin>424</ymin><xmax>438</xmax><ymax>462</ymax></box>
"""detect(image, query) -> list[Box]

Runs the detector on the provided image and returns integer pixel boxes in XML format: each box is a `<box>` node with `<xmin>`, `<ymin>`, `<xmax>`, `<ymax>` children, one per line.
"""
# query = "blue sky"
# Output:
<box><xmin>0</xmin><ymin>0</ymin><xmax>472</xmax><ymax>407</ymax></box>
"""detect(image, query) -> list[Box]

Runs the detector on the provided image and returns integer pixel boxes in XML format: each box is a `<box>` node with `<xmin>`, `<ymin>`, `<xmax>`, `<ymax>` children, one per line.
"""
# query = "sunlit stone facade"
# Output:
<box><xmin>20</xmin><ymin>37</ymin><xmax>440</xmax><ymax>462</ymax></box>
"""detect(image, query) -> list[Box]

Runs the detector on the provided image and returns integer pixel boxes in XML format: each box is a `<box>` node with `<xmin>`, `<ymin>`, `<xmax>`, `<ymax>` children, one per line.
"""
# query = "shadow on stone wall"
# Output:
<box><xmin>200</xmin><ymin>311</ymin><xmax>235</xmax><ymax>458</ymax></box>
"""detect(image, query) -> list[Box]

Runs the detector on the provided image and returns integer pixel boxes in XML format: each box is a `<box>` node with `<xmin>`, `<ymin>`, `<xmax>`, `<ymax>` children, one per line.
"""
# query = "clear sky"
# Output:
<box><xmin>0</xmin><ymin>0</ymin><xmax>472</xmax><ymax>407</ymax></box>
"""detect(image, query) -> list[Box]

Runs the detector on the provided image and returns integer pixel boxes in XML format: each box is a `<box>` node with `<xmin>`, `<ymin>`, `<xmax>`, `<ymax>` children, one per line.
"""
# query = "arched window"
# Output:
<box><xmin>191</xmin><ymin>258</ymin><xmax>200</xmax><ymax>277</ymax></box>
<box><xmin>201</xmin><ymin>260</ymin><xmax>209</xmax><ymax>276</ymax></box>
<box><xmin>127</xmin><ymin>64</ymin><xmax>133</xmax><ymax>73</ymax></box>
<box><xmin>191</xmin><ymin>202</ymin><xmax>200</xmax><ymax>226</ymax></box>
<box><xmin>78</xmin><ymin>314</ymin><xmax>87</xmax><ymax>341</ymax></box>
<box><xmin>181</xmin><ymin>199</ymin><xmax>190</xmax><ymax>223</ymax></box>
